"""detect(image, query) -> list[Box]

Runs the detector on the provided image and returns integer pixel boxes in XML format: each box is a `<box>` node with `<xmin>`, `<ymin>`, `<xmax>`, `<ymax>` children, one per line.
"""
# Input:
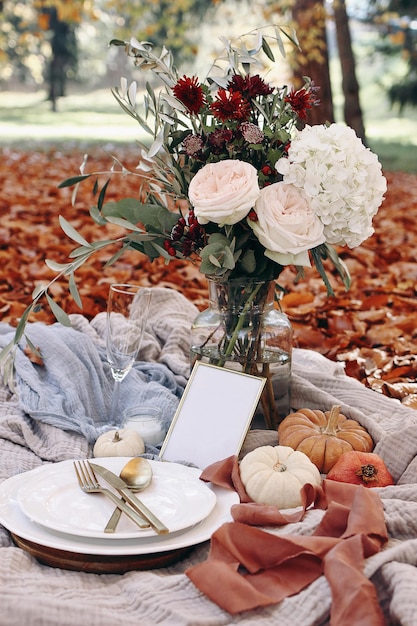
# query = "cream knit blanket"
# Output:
<box><xmin>0</xmin><ymin>288</ymin><xmax>416</xmax><ymax>626</ymax></box>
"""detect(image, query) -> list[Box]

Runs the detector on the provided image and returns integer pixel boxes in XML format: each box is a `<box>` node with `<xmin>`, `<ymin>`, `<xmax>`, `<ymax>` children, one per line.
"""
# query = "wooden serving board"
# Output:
<box><xmin>11</xmin><ymin>533</ymin><xmax>192</xmax><ymax>573</ymax></box>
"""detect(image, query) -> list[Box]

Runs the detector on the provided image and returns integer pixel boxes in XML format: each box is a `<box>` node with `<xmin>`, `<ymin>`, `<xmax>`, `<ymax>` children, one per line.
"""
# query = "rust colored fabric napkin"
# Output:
<box><xmin>187</xmin><ymin>456</ymin><xmax>388</xmax><ymax>624</ymax></box>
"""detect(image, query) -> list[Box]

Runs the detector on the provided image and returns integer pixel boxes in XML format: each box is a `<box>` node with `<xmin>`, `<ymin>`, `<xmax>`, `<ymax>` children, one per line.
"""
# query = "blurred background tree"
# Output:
<box><xmin>0</xmin><ymin>0</ymin><xmax>220</xmax><ymax>110</ymax></box>
<box><xmin>0</xmin><ymin>0</ymin><xmax>416</xmax><ymax>129</ymax></box>
<box><xmin>369</xmin><ymin>0</ymin><xmax>417</xmax><ymax>113</ymax></box>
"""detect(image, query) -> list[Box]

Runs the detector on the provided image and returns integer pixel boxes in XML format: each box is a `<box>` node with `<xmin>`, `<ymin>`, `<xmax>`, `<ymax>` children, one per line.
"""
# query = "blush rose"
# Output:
<box><xmin>188</xmin><ymin>159</ymin><xmax>260</xmax><ymax>226</ymax></box>
<box><xmin>249</xmin><ymin>182</ymin><xmax>326</xmax><ymax>266</ymax></box>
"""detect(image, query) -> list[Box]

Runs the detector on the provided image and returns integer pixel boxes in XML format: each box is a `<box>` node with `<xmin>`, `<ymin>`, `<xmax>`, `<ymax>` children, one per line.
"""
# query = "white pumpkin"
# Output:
<box><xmin>239</xmin><ymin>445</ymin><xmax>322</xmax><ymax>509</ymax></box>
<box><xmin>93</xmin><ymin>429</ymin><xmax>145</xmax><ymax>458</ymax></box>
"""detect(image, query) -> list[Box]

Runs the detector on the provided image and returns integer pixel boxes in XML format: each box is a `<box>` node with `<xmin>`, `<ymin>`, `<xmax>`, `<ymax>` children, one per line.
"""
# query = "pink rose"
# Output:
<box><xmin>249</xmin><ymin>182</ymin><xmax>325</xmax><ymax>266</ymax></box>
<box><xmin>188</xmin><ymin>159</ymin><xmax>260</xmax><ymax>226</ymax></box>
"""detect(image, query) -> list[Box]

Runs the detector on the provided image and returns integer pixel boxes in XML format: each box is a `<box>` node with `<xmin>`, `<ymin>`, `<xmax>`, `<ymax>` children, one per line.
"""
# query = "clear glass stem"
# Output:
<box><xmin>109</xmin><ymin>379</ymin><xmax>121</xmax><ymax>423</ymax></box>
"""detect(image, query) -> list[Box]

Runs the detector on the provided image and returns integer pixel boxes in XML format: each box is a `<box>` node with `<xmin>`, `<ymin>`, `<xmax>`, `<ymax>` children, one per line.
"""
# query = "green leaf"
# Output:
<box><xmin>46</xmin><ymin>294</ymin><xmax>72</xmax><ymax>327</ymax></box>
<box><xmin>158</xmin><ymin>210</ymin><xmax>180</xmax><ymax>232</ymax></box>
<box><xmin>239</xmin><ymin>249</ymin><xmax>257</xmax><ymax>274</ymax></box>
<box><xmin>278</xmin><ymin>26</ymin><xmax>300</xmax><ymax>50</ymax></box>
<box><xmin>199</xmin><ymin>258</ymin><xmax>229</xmax><ymax>277</ymax></box>
<box><xmin>102</xmin><ymin>198</ymin><xmax>140</xmax><ymax>219</ymax></box>
<box><xmin>0</xmin><ymin>340</ymin><xmax>16</xmax><ymax>390</ymax></box>
<box><xmin>310</xmin><ymin>246</ymin><xmax>335</xmax><ymax>297</ymax></box>
<box><xmin>222</xmin><ymin>247</ymin><xmax>236</xmax><ymax>270</ymax></box>
<box><xmin>104</xmin><ymin>199</ymin><xmax>178</xmax><ymax>234</ymax></box>
<box><xmin>103</xmin><ymin>245</ymin><xmax>129</xmax><ymax>268</ymax></box>
<box><xmin>64</xmin><ymin>253</ymin><xmax>95</xmax><ymax>274</ymax></box>
<box><xmin>149</xmin><ymin>241</ymin><xmax>175</xmax><ymax>260</ymax></box>
<box><xmin>25</xmin><ymin>335</ymin><xmax>42</xmax><ymax>360</ymax></box>
<box><xmin>45</xmin><ymin>259</ymin><xmax>72</xmax><ymax>272</ymax></box>
<box><xmin>207</xmin><ymin>232</ymin><xmax>231</xmax><ymax>246</ymax></box>
<box><xmin>201</xmin><ymin>240</ymin><xmax>236</xmax><ymax>272</ymax></box>
<box><xmin>32</xmin><ymin>284</ymin><xmax>47</xmax><ymax>299</ymax></box>
<box><xmin>267</xmin><ymin>148</ymin><xmax>284</xmax><ymax>169</ymax></box>
<box><xmin>252</xmin><ymin>99</ymin><xmax>270</xmax><ymax>121</ymax></box>
<box><xmin>0</xmin><ymin>339</ymin><xmax>15</xmax><ymax>365</ymax></box>
<box><xmin>89</xmin><ymin>205</ymin><xmax>107</xmax><ymax>225</ymax></box>
<box><xmin>261</xmin><ymin>37</ymin><xmax>275</xmax><ymax>62</ymax></box>
<box><xmin>97</xmin><ymin>179</ymin><xmax>110</xmax><ymax>211</ymax></box>
<box><xmin>162</xmin><ymin>93</ymin><xmax>187</xmax><ymax>112</ymax></box>
<box><xmin>68</xmin><ymin>273</ymin><xmax>83</xmax><ymax>309</ymax></box>
<box><xmin>145</xmin><ymin>81</ymin><xmax>157</xmax><ymax>107</ymax></box>
<box><xmin>68</xmin><ymin>245</ymin><xmax>94</xmax><ymax>258</ymax></box>
<box><xmin>325</xmin><ymin>244</ymin><xmax>351</xmax><ymax>291</ymax></box>
<box><xmin>104</xmin><ymin>216</ymin><xmax>143</xmax><ymax>231</ymax></box>
<box><xmin>208</xmin><ymin>254</ymin><xmax>221</xmax><ymax>268</ymax></box>
<box><xmin>109</xmin><ymin>39</ymin><xmax>125</xmax><ymax>47</ymax></box>
<box><xmin>13</xmin><ymin>305</ymin><xmax>34</xmax><ymax>343</ymax></box>
<box><xmin>59</xmin><ymin>216</ymin><xmax>91</xmax><ymax>248</ymax></box>
<box><xmin>273</xmin><ymin>31</ymin><xmax>286</xmax><ymax>59</ymax></box>
<box><xmin>58</xmin><ymin>174</ymin><xmax>91</xmax><ymax>189</ymax></box>
<box><xmin>102</xmin><ymin>198</ymin><xmax>148</xmax><ymax>223</ymax></box>
<box><xmin>148</xmin><ymin>131</ymin><xmax>165</xmax><ymax>158</ymax></box>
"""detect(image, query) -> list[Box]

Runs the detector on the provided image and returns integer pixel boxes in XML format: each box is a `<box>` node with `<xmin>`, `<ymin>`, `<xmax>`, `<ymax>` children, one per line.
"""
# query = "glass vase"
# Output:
<box><xmin>190</xmin><ymin>277</ymin><xmax>293</xmax><ymax>429</ymax></box>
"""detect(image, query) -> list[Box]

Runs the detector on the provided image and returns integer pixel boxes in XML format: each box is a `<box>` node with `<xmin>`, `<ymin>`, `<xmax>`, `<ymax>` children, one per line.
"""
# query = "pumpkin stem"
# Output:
<box><xmin>273</xmin><ymin>461</ymin><xmax>287</xmax><ymax>472</ymax></box>
<box><xmin>322</xmin><ymin>405</ymin><xmax>341</xmax><ymax>436</ymax></box>
<box><xmin>355</xmin><ymin>463</ymin><xmax>378</xmax><ymax>483</ymax></box>
<box><xmin>112</xmin><ymin>431</ymin><xmax>121</xmax><ymax>443</ymax></box>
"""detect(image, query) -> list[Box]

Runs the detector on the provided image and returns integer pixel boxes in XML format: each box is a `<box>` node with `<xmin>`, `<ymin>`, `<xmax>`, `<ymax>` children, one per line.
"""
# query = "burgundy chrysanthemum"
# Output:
<box><xmin>284</xmin><ymin>86</ymin><xmax>320</xmax><ymax>120</ymax></box>
<box><xmin>172</xmin><ymin>75</ymin><xmax>205</xmax><ymax>115</ymax></box>
<box><xmin>228</xmin><ymin>74</ymin><xmax>273</xmax><ymax>99</ymax></box>
<box><xmin>210</xmin><ymin>89</ymin><xmax>251</xmax><ymax>122</ymax></box>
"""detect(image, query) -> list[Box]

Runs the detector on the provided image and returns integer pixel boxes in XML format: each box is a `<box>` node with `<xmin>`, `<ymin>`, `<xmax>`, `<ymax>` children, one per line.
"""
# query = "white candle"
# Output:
<box><xmin>123</xmin><ymin>407</ymin><xmax>165</xmax><ymax>446</ymax></box>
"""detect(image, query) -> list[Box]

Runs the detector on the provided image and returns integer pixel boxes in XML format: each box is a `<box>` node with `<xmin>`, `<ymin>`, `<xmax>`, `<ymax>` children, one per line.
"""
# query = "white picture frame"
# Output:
<box><xmin>159</xmin><ymin>361</ymin><xmax>266</xmax><ymax>469</ymax></box>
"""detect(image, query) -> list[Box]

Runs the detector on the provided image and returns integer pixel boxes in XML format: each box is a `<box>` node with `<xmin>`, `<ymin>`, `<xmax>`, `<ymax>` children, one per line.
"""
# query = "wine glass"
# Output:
<box><xmin>106</xmin><ymin>283</ymin><xmax>152</xmax><ymax>422</ymax></box>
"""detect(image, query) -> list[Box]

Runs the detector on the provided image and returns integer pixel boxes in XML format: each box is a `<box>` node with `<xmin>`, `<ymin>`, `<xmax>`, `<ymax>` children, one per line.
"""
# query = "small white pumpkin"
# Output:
<box><xmin>239</xmin><ymin>445</ymin><xmax>322</xmax><ymax>509</ymax></box>
<box><xmin>93</xmin><ymin>429</ymin><xmax>145</xmax><ymax>458</ymax></box>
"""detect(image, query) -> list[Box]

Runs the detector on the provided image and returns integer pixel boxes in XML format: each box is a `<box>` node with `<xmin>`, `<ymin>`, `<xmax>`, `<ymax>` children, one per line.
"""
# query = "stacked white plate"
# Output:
<box><xmin>0</xmin><ymin>457</ymin><xmax>239</xmax><ymax>569</ymax></box>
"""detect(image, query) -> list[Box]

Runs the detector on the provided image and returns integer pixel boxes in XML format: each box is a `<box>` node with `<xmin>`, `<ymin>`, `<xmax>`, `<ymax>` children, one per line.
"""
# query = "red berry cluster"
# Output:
<box><xmin>261</xmin><ymin>165</ymin><xmax>273</xmax><ymax>176</ymax></box>
<box><xmin>163</xmin><ymin>238</ymin><xmax>177</xmax><ymax>257</ymax></box>
<box><xmin>164</xmin><ymin>210</ymin><xmax>205</xmax><ymax>258</ymax></box>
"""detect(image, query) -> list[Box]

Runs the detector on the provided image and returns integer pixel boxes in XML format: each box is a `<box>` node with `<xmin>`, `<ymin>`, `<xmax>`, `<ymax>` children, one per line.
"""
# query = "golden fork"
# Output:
<box><xmin>73</xmin><ymin>460</ymin><xmax>149</xmax><ymax>531</ymax></box>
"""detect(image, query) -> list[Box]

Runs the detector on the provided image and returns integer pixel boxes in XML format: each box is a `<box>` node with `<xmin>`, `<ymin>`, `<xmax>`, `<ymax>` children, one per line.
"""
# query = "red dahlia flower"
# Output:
<box><xmin>228</xmin><ymin>74</ymin><xmax>273</xmax><ymax>98</ymax></box>
<box><xmin>210</xmin><ymin>89</ymin><xmax>251</xmax><ymax>122</ymax></box>
<box><xmin>173</xmin><ymin>75</ymin><xmax>205</xmax><ymax>115</ymax></box>
<box><xmin>284</xmin><ymin>86</ymin><xmax>320</xmax><ymax>120</ymax></box>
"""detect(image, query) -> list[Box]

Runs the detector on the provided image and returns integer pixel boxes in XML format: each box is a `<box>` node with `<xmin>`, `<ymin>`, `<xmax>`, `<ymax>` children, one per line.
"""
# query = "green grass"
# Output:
<box><xmin>0</xmin><ymin>88</ymin><xmax>139</xmax><ymax>148</ymax></box>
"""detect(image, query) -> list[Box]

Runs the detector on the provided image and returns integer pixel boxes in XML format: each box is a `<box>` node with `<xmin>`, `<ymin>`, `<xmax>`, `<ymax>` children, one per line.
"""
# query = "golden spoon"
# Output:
<box><xmin>104</xmin><ymin>457</ymin><xmax>153</xmax><ymax>533</ymax></box>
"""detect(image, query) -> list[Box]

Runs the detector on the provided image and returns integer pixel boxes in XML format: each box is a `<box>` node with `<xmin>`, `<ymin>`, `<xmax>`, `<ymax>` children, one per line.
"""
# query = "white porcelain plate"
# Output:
<box><xmin>16</xmin><ymin>458</ymin><xmax>217</xmax><ymax>540</ymax></box>
<box><xmin>0</xmin><ymin>465</ymin><xmax>238</xmax><ymax>556</ymax></box>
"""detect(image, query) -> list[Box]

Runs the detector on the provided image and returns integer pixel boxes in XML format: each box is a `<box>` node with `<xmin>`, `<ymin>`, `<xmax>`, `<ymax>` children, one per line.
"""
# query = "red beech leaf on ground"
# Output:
<box><xmin>1</xmin><ymin>147</ymin><xmax>416</xmax><ymax>409</ymax></box>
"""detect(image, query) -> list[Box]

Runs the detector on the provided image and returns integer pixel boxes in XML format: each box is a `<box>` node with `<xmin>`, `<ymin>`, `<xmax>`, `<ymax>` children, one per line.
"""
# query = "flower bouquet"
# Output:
<box><xmin>1</xmin><ymin>27</ymin><xmax>387</xmax><ymax>426</ymax></box>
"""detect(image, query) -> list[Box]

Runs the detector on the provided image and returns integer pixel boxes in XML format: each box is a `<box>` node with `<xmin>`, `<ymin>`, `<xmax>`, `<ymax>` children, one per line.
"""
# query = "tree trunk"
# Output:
<box><xmin>41</xmin><ymin>7</ymin><xmax>76</xmax><ymax>111</ymax></box>
<box><xmin>333</xmin><ymin>0</ymin><xmax>367</xmax><ymax>143</ymax></box>
<box><xmin>291</xmin><ymin>0</ymin><xmax>334</xmax><ymax>125</ymax></box>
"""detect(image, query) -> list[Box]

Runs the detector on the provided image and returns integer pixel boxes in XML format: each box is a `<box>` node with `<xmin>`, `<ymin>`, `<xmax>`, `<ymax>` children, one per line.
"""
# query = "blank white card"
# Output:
<box><xmin>159</xmin><ymin>361</ymin><xmax>266</xmax><ymax>469</ymax></box>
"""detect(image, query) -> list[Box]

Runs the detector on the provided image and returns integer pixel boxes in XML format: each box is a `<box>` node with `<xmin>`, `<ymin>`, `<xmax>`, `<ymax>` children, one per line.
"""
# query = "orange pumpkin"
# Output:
<box><xmin>278</xmin><ymin>406</ymin><xmax>374</xmax><ymax>473</ymax></box>
<box><xmin>326</xmin><ymin>451</ymin><xmax>394</xmax><ymax>488</ymax></box>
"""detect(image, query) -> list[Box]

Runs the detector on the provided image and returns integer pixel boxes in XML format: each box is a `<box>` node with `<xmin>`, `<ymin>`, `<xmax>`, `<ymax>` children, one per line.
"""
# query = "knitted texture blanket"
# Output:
<box><xmin>0</xmin><ymin>288</ymin><xmax>416</xmax><ymax>625</ymax></box>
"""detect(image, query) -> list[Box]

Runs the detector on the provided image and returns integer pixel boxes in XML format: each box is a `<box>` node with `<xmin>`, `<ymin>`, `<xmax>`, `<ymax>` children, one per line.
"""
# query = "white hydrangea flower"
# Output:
<box><xmin>276</xmin><ymin>124</ymin><xmax>387</xmax><ymax>248</ymax></box>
